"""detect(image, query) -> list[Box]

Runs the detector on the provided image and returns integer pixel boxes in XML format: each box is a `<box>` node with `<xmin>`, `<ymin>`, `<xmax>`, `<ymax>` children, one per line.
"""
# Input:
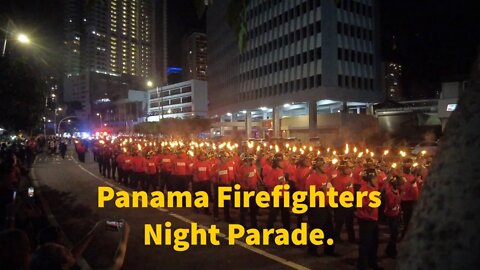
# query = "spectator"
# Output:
<box><xmin>0</xmin><ymin>229</ymin><xmax>31</xmax><ymax>270</ymax></box>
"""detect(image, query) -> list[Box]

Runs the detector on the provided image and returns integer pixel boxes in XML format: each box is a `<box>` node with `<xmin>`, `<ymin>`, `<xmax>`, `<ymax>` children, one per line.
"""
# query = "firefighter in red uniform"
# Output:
<box><xmin>75</xmin><ymin>141</ymin><xmax>86</xmax><ymax>163</ymax></box>
<box><xmin>236</xmin><ymin>153</ymin><xmax>260</xmax><ymax>228</ymax></box>
<box><xmin>264</xmin><ymin>153</ymin><xmax>290</xmax><ymax>231</ymax></box>
<box><xmin>332</xmin><ymin>160</ymin><xmax>356</xmax><ymax>242</ymax></box>
<box><xmin>400</xmin><ymin>158</ymin><xmax>419</xmax><ymax>239</ymax></box>
<box><xmin>158</xmin><ymin>147</ymin><xmax>175</xmax><ymax>192</ymax></box>
<box><xmin>131</xmin><ymin>151</ymin><xmax>146</xmax><ymax>190</ymax></box>
<box><xmin>305</xmin><ymin>157</ymin><xmax>337</xmax><ymax>257</ymax></box>
<box><xmin>172</xmin><ymin>150</ymin><xmax>190</xmax><ymax>192</ymax></box>
<box><xmin>122</xmin><ymin>151</ymin><xmax>133</xmax><ymax>187</ymax></box>
<box><xmin>212</xmin><ymin>151</ymin><xmax>233</xmax><ymax>222</ymax></box>
<box><xmin>145</xmin><ymin>152</ymin><xmax>158</xmax><ymax>192</ymax></box>
<box><xmin>192</xmin><ymin>151</ymin><xmax>212</xmax><ymax>215</ymax></box>
<box><xmin>356</xmin><ymin>168</ymin><xmax>380</xmax><ymax>270</ymax></box>
<box><xmin>384</xmin><ymin>175</ymin><xmax>403</xmax><ymax>258</ymax></box>
<box><xmin>116</xmin><ymin>149</ymin><xmax>126</xmax><ymax>184</ymax></box>
<box><xmin>295</xmin><ymin>155</ymin><xmax>311</xmax><ymax>227</ymax></box>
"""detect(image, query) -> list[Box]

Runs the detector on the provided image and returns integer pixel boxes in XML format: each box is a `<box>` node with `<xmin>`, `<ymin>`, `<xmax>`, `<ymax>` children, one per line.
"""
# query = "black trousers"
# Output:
<box><xmin>357</xmin><ymin>219</ymin><xmax>379</xmax><ymax>270</ymax></box>
<box><xmin>122</xmin><ymin>170</ymin><xmax>132</xmax><ymax>186</ymax></box>
<box><xmin>213</xmin><ymin>183</ymin><xmax>231</xmax><ymax>220</ymax></box>
<box><xmin>111</xmin><ymin>163</ymin><xmax>117</xmax><ymax>180</ymax></box>
<box><xmin>172</xmin><ymin>175</ymin><xmax>189</xmax><ymax>192</ymax></box>
<box><xmin>334</xmin><ymin>206</ymin><xmax>355</xmax><ymax>241</ymax></box>
<box><xmin>192</xmin><ymin>181</ymin><xmax>211</xmax><ymax>213</ymax></box>
<box><xmin>144</xmin><ymin>173</ymin><xmax>156</xmax><ymax>192</ymax></box>
<box><xmin>77</xmin><ymin>152</ymin><xmax>85</xmax><ymax>162</ymax></box>
<box><xmin>102</xmin><ymin>163</ymin><xmax>111</xmax><ymax>178</ymax></box>
<box><xmin>386</xmin><ymin>215</ymin><xmax>399</xmax><ymax>257</ymax></box>
<box><xmin>401</xmin><ymin>200</ymin><xmax>416</xmax><ymax>238</ymax></box>
<box><xmin>239</xmin><ymin>191</ymin><xmax>258</xmax><ymax>228</ymax></box>
<box><xmin>266</xmin><ymin>198</ymin><xmax>290</xmax><ymax>231</ymax></box>
<box><xmin>307</xmin><ymin>207</ymin><xmax>335</xmax><ymax>254</ymax></box>
<box><xmin>117</xmin><ymin>167</ymin><xmax>124</xmax><ymax>183</ymax></box>
<box><xmin>159</xmin><ymin>171</ymin><xmax>171</xmax><ymax>192</ymax></box>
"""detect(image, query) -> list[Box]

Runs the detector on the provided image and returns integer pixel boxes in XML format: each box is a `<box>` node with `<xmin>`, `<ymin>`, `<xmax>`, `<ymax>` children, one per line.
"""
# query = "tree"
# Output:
<box><xmin>0</xmin><ymin>57</ymin><xmax>46</xmax><ymax>133</ymax></box>
<box><xmin>398</xmin><ymin>49</ymin><xmax>480</xmax><ymax>269</ymax></box>
<box><xmin>134</xmin><ymin>118</ymin><xmax>211</xmax><ymax>137</ymax></box>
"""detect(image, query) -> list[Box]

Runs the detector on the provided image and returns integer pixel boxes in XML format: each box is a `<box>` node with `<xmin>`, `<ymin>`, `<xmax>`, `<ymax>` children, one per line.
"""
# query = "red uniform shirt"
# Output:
<box><xmin>353</xmin><ymin>166</ymin><xmax>363</xmax><ymax>185</ymax></box>
<box><xmin>296</xmin><ymin>166</ymin><xmax>311</xmax><ymax>191</ymax></box>
<box><xmin>159</xmin><ymin>154</ymin><xmax>175</xmax><ymax>173</ymax></box>
<box><xmin>376</xmin><ymin>170</ymin><xmax>387</xmax><ymax>191</ymax></box>
<box><xmin>145</xmin><ymin>158</ymin><xmax>157</xmax><ymax>175</ymax></box>
<box><xmin>263</xmin><ymin>167</ymin><xmax>286</xmax><ymax>193</ymax></box>
<box><xmin>356</xmin><ymin>183</ymin><xmax>379</xmax><ymax>221</ymax></box>
<box><xmin>214</xmin><ymin>162</ymin><xmax>232</xmax><ymax>185</ymax></box>
<box><xmin>331</xmin><ymin>174</ymin><xmax>354</xmax><ymax>194</ymax></box>
<box><xmin>401</xmin><ymin>173</ymin><xmax>419</xmax><ymax>201</ymax></box>
<box><xmin>123</xmin><ymin>155</ymin><xmax>133</xmax><ymax>171</ymax></box>
<box><xmin>192</xmin><ymin>160</ymin><xmax>211</xmax><ymax>182</ymax></box>
<box><xmin>384</xmin><ymin>184</ymin><xmax>401</xmax><ymax>217</ymax></box>
<box><xmin>172</xmin><ymin>156</ymin><xmax>189</xmax><ymax>176</ymax></box>
<box><xmin>236</xmin><ymin>164</ymin><xmax>259</xmax><ymax>190</ymax></box>
<box><xmin>306</xmin><ymin>172</ymin><xmax>331</xmax><ymax>206</ymax></box>
<box><xmin>285</xmin><ymin>162</ymin><xmax>297</xmax><ymax>184</ymax></box>
<box><xmin>262</xmin><ymin>163</ymin><xmax>272</xmax><ymax>179</ymax></box>
<box><xmin>132</xmin><ymin>156</ymin><xmax>146</xmax><ymax>173</ymax></box>
<box><xmin>116</xmin><ymin>153</ymin><xmax>126</xmax><ymax>170</ymax></box>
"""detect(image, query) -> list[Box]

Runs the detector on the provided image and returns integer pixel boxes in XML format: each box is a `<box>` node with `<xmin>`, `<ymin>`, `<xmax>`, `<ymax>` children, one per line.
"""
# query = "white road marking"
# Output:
<box><xmin>75</xmin><ymin>162</ymin><xmax>310</xmax><ymax>270</ymax></box>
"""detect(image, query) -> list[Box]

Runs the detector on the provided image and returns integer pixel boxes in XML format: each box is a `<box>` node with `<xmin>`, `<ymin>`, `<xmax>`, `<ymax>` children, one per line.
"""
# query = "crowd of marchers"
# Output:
<box><xmin>72</xmin><ymin>136</ymin><xmax>431</xmax><ymax>270</ymax></box>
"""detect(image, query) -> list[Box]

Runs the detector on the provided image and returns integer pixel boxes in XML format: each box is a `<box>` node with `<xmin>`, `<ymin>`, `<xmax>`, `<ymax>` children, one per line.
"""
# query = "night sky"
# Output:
<box><xmin>1</xmin><ymin>0</ymin><xmax>479</xmax><ymax>99</ymax></box>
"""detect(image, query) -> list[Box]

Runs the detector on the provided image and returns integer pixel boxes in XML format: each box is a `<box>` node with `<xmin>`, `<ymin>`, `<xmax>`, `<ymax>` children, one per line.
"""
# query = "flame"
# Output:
<box><xmin>413</xmin><ymin>162</ymin><xmax>419</xmax><ymax>167</ymax></box>
<box><xmin>366</xmin><ymin>148</ymin><xmax>369</xmax><ymax>154</ymax></box>
<box><xmin>370</xmin><ymin>152</ymin><xmax>374</xmax><ymax>157</ymax></box>
<box><xmin>333</xmin><ymin>150</ymin><xmax>337</xmax><ymax>156</ymax></box>
<box><xmin>354</xmin><ymin>146</ymin><xmax>358</xmax><ymax>153</ymax></box>
<box><xmin>332</xmin><ymin>158</ymin><xmax>338</xmax><ymax>165</ymax></box>
<box><xmin>421</xmin><ymin>150</ymin><xmax>427</xmax><ymax>156</ymax></box>
<box><xmin>256</xmin><ymin>145</ymin><xmax>261</xmax><ymax>152</ymax></box>
<box><xmin>327</xmin><ymin>148</ymin><xmax>330</xmax><ymax>153</ymax></box>
<box><xmin>292</xmin><ymin>146</ymin><xmax>297</xmax><ymax>153</ymax></box>
<box><xmin>137</xmin><ymin>144</ymin><xmax>142</xmax><ymax>151</ymax></box>
<box><xmin>358</xmin><ymin>152</ymin><xmax>364</xmax><ymax>158</ymax></box>
<box><xmin>383</xmin><ymin>150</ymin><xmax>389</xmax><ymax>156</ymax></box>
<box><xmin>391</xmin><ymin>163</ymin><xmax>397</xmax><ymax>169</ymax></box>
<box><xmin>309</xmin><ymin>146</ymin><xmax>313</xmax><ymax>152</ymax></box>
<box><xmin>285</xmin><ymin>143</ymin><xmax>290</xmax><ymax>148</ymax></box>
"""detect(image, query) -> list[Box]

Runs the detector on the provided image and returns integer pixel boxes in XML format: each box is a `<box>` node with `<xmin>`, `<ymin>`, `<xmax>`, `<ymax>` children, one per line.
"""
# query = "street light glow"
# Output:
<box><xmin>146</xmin><ymin>80</ymin><xmax>153</xmax><ymax>87</ymax></box>
<box><xmin>17</xmin><ymin>33</ymin><xmax>30</xmax><ymax>44</ymax></box>
<box><xmin>96</xmin><ymin>113</ymin><xmax>100</xmax><ymax>116</ymax></box>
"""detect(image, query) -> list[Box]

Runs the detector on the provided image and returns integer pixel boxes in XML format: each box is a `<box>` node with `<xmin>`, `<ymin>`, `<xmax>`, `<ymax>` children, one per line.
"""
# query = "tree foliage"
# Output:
<box><xmin>0</xmin><ymin>57</ymin><xmax>46</xmax><ymax>133</ymax></box>
<box><xmin>134</xmin><ymin>118</ymin><xmax>211</xmax><ymax>137</ymax></box>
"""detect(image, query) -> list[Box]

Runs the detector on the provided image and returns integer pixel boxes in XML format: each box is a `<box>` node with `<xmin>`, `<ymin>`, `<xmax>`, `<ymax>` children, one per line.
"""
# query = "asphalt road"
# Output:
<box><xmin>31</xmin><ymin>146</ymin><xmax>396</xmax><ymax>270</ymax></box>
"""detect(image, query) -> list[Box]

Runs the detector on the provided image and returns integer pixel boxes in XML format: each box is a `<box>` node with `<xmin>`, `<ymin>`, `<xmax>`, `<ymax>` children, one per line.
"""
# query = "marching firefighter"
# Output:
<box><xmin>306</xmin><ymin>157</ymin><xmax>337</xmax><ymax>257</ymax></box>
<box><xmin>356</xmin><ymin>168</ymin><xmax>380</xmax><ymax>270</ymax></box>
<box><xmin>384</xmin><ymin>175</ymin><xmax>403</xmax><ymax>258</ymax></box>
<box><xmin>332</xmin><ymin>159</ymin><xmax>356</xmax><ymax>243</ymax></box>
<box><xmin>236</xmin><ymin>153</ymin><xmax>260</xmax><ymax>228</ymax></box>
<box><xmin>212</xmin><ymin>151</ymin><xmax>234</xmax><ymax>222</ymax></box>
<box><xmin>264</xmin><ymin>153</ymin><xmax>290</xmax><ymax>231</ymax></box>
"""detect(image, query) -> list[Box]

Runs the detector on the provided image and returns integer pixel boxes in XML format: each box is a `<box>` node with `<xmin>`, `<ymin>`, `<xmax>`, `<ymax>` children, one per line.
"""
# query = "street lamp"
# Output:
<box><xmin>53</xmin><ymin>107</ymin><xmax>62</xmax><ymax>135</ymax></box>
<box><xmin>146</xmin><ymin>80</ymin><xmax>164</xmax><ymax>120</ymax></box>
<box><xmin>96</xmin><ymin>113</ymin><xmax>103</xmax><ymax>127</ymax></box>
<box><xmin>2</xmin><ymin>19</ymin><xmax>31</xmax><ymax>57</ymax></box>
<box><xmin>16</xmin><ymin>33</ymin><xmax>30</xmax><ymax>44</ymax></box>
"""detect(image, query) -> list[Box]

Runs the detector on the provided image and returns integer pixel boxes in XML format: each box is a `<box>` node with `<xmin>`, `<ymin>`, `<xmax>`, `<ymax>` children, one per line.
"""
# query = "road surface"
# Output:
<box><xmin>32</xmin><ymin>146</ymin><xmax>396</xmax><ymax>270</ymax></box>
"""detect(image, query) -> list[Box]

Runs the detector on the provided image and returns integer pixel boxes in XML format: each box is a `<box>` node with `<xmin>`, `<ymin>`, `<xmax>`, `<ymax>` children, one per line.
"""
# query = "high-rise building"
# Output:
<box><xmin>81</xmin><ymin>0</ymin><xmax>155</xmax><ymax>80</ymax></box>
<box><xmin>384</xmin><ymin>62</ymin><xmax>402</xmax><ymax>101</ymax></box>
<box><xmin>63</xmin><ymin>0</ymin><xmax>156</xmax><ymax>80</ymax></box>
<box><xmin>63</xmin><ymin>0</ymin><xmax>158</xmax><ymax>118</ymax></box>
<box><xmin>207</xmin><ymin>0</ymin><xmax>382</xmax><ymax>138</ymax></box>
<box><xmin>183</xmin><ymin>32</ymin><xmax>207</xmax><ymax>81</ymax></box>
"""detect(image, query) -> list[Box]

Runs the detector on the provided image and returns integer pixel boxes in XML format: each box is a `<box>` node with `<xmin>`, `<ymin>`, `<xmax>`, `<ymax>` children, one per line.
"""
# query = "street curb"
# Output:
<box><xmin>30</xmin><ymin>155</ymin><xmax>93</xmax><ymax>270</ymax></box>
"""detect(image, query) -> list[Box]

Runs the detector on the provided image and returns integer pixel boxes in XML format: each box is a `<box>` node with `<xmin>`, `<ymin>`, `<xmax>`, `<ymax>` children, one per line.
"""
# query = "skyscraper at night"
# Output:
<box><xmin>208</xmin><ymin>0</ymin><xmax>383</xmax><ymax>138</ymax></box>
<box><xmin>63</xmin><ymin>0</ymin><xmax>160</xmax><ymax>118</ymax></box>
